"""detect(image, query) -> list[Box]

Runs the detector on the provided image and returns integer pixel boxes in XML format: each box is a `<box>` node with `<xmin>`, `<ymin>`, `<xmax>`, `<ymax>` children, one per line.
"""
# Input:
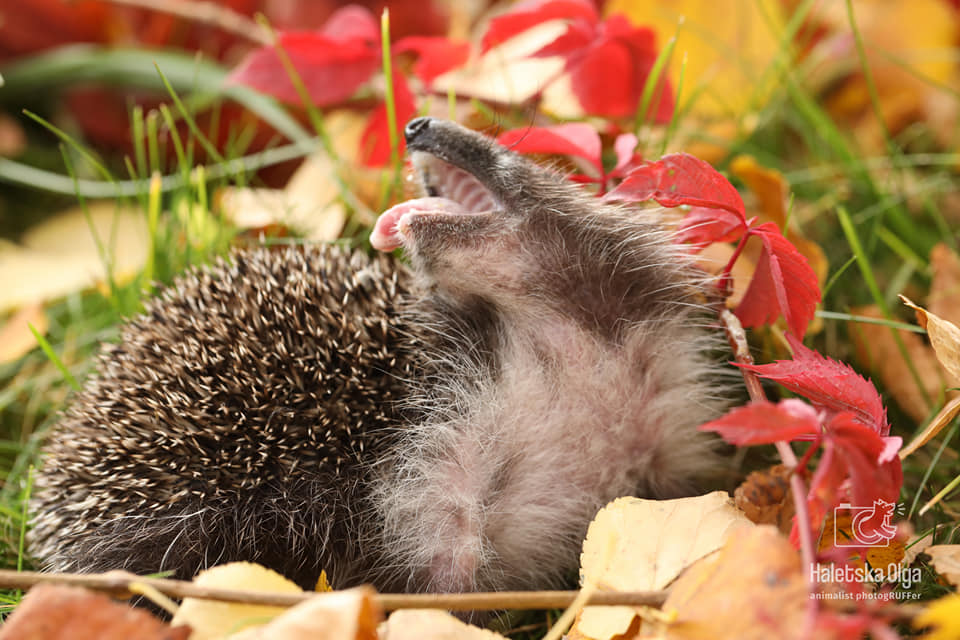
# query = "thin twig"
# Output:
<box><xmin>719</xmin><ymin>311</ymin><xmax>815</xmax><ymax>576</ymax></box>
<box><xmin>104</xmin><ymin>0</ymin><xmax>270</xmax><ymax>45</ymax></box>
<box><xmin>0</xmin><ymin>570</ymin><xmax>665</xmax><ymax>611</ymax></box>
<box><xmin>720</xmin><ymin>309</ymin><xmax>767</xmax><ymax>404</ymax></box>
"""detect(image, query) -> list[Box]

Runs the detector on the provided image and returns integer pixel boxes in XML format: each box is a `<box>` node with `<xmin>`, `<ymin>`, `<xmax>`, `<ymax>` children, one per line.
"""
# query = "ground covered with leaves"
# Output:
<box><xmin>1</xmin><ymin>0</ymin><xmax>960</xmax><ymax>638</ymax></box>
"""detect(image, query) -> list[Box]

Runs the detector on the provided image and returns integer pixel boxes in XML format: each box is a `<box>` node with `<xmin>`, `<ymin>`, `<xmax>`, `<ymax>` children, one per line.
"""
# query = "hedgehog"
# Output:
<box><xmin>30</xmin><ymin>117</ymin><xmax>727</xmax><ymax>596</ymax></box>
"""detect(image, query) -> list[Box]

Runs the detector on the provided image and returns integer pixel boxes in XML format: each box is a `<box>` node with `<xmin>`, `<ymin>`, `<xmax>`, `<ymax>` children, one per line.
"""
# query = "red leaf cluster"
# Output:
<box><xmin>482</xmin><ymin>0</ymin><xmax>674</xmax><ymax>120</ymax></box>
<box><xmin>607</xmin><ymin>155</ymin><xmax>821</xmax><ymax>337</ymax></box>
<box><xmin>739</xmin><ymin>334</ymin><xmax>889</xmax><ymax>436</ymax></box>
<box><xmin>227</xmin><ymin>5</ymin><xmax>467</xmax><ymax>166</ymax></box>
<box><xmin>701</xmin><ymin>334</ymin><xmax>902</xmax><ymax>548</ymax></box>
<box><xmin>229</xmin><ymin>6</ymin><xmax>381</xmax><ymax>107</ymax></box>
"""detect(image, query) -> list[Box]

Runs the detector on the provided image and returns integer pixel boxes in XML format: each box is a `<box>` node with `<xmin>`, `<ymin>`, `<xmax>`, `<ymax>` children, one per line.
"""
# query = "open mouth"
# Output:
<box><xmin>370</xmin><ymin>152</ymin><xmax>500</xmax><ymax>252</ymax></box>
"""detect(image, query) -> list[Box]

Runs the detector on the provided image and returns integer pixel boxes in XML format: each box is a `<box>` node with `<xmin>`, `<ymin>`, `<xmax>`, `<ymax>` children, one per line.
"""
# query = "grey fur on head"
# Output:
<box><xmin>31</xmin><ymin>118</ymin><xmax>727</xmax><ymax>595</ymax></box>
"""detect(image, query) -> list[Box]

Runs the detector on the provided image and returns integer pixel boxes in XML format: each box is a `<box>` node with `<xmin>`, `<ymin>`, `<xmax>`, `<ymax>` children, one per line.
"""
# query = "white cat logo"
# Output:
<box><xmin>834</xmin><ymin>499</ymin><xmax>898</xmax><ymax>547</ymax></box>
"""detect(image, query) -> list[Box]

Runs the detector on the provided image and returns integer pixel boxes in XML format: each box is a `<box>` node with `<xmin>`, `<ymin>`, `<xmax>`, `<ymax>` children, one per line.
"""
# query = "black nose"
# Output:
<box><xmin>404</xmin><ymin>117</ymin><xmax>433</xmax><ymax>144</ymax></box>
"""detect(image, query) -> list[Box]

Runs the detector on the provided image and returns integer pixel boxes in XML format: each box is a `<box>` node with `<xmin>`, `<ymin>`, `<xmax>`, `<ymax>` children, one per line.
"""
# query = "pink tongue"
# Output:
<box><xmin>370</xmin><ymin>197</ymin><xmax>464</xmax><ymax>251</ymax></box>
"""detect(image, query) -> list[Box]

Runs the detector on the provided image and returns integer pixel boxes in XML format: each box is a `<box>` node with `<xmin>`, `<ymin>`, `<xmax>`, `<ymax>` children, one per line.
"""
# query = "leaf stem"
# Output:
<box><xmin>720</xmin><ymin>311</ymin><xmax>815</xmax><ymax>577</ymax></box>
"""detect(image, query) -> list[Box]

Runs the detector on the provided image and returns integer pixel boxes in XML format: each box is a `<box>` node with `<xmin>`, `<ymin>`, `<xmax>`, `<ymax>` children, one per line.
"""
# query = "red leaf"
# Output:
<box><xmin>321</xmin><ymin>4</ymin><xmax>379</xmax><ymax>41</ymax></box>
<box><xmin>567</xmin><ymin>36</ymin><xmax>638</xmax><ymax>117</ymax></box>
<box><xmin>808</xmin><ymin>413</ymin><xmax>902</xmax><ymax>541</ymax></box>
<box><xmin>611</xmin><ymin>133</ymin><xmax>640</xmax><ymax>175</ymax></box>
<box><xmin>605</xmin><ymin>153</ymin><xmax>747</xmax><ymax>217</ymax></box>
<box><xmin>676</xmin><ymin>207</ymin><xmax>749</xmax><ymax>247</ymax></box>
<box><xmin>806</xmin><ymin>442</ymin><xmax>848</xmax><ymax>529</ymax></box>
<box><xmin>227</xmin><ymin>6</ymin><xmax>379</xmax><ymax>106</ymax></box>
<box><xmin>738</xmin><ymin>333</ymin><xmax>889</xmax><ymax>436</ymax></box>
<box><xmin>698</xmin><ymin>399</ymin><xmax>820</xmax><ymax>446</ymax></box>
<box><xmin>393</xmin><ymin>36</ymin><xmax>470</xmax><ymax>85</ymax></box>
<box><xmin>577</xmin><ymin>15</ymin><xmax>672</xmax><ymax>121</ymax></box>
<box><xmin>831</xmin><ymin>415</ymin><xmax>902</xmax><ymax>513</ymax></box>
<box><xmin>481</xmin><ymin>0</ymin><xmax>598</xmax><ymax>52</ymax></box>
<box><xmin>734</xmin><ymin>223</ymin><xmax>821</xmax><ymax>338</ymax></box>
<box><xmin>482</xmin><ymin>1</ymin><xmax>673</xmax><ymax>120</ymax></box>
<box><xmin>497</xmin><ymin>124</ymin><xmax>603</xmax><ymax>174</ymax></box>
<box><xmin>360</xmin><ymin>74</ymin><xmax>417</xmax><ymax>167</ymax></box>
<box><xmin>533</xmin><ymin>18</ymin><xmax>594</xmax><ymax>58</ymax></box>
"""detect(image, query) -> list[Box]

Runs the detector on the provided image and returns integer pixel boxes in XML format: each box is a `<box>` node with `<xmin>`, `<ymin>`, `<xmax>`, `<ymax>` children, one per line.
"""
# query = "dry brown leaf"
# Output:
<box><xmin>734</xmin><ymin>465</ymin><xmax>795</xmax><ymax>535</ymax></box>
<box><xmin>902</xmin><ymin>295</ymin><xmax>960</xmax><ymax>383</ymax></box>
<box><xmin>0</xmin><ymin>303</ymin><xmax>47</xmax><ymax>364</ymax></box>
<box><xmin>731</xmin><ymin>155</ymin><xmax>790</xmax><ymax>227</ymax></box>
<box><xmin>380</xmin><ymin>609</ymin><xmax>509</xmax><ymax>640</ymax></box>
<box><xmin>573</xmin><ymin>492</ymin><xmax>753</xmax><ymax>640</ymax></box>
<box><xmin>659</xmin><ymin>526</ymin><xmax>819</xmax><ymax>640</ymax></box>
<box><xmin>227</xmin><ymin>586</ymin><xmax>381</xmax><ymax>640</ymax></box>
<box><xmin>0</xmin><ymin>112</ymin><xmax>26</xmax><ymax>157</ymax></box>
<box><xmin>925</xmin><ymin>545</ymin><xmax>960</xmax><ymax>587</ymax></box>
<box><xmin>0</xmin><ymin>583</ymin><xmax>190</xmax><ymax>640</ymax></box>
<box><xmin>170</xmin><ymin>562</ymin><xmax>303</xmax><ymax>640</ymax></box>
<box><xmin>900</xmin><ymin>395</ymin><xmax>960</xmax><ymax>459</ymax></box>
<box><xmin>0</xmin><ymin>202</ymin><xmax>148</xmax><ymax>312</ymax></box>
<box><xmin>810</xmin><ymin>0</ymin><xmax>958</xmax><ymax>153</ymax></box>
<box><xmin>903</xmin><ymin>531</ymin><xmax>934</xmax><ymax>567</ymax></box>
<box><xmin>849</xmin><ymin>304</ymin><xmax>946</xmax><ymax>422</ymax></box>
<box><xmin>929</xmin><ymin>244</ymin><xmax>960</xmax><ymax>322</ymax></box>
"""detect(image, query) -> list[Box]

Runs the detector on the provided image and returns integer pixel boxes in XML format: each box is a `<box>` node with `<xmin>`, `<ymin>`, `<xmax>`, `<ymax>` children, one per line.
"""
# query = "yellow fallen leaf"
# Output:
<box><xmin>915</xmin><ymin>593</ymin><xmax>960</xmax><ymax>640</ymax></box>
<box><xmin>0</xmin><ymin>202</ymin><xmax>147</xmax><ymax>312</ymax></box>
<box><xmin>227</xmin><ymin>587</ymin><xmax>380</xmax><ymax>640</ymax></box>
<box><xmin>315</xmin><ymin>570</ymin><xmax>332</xmax><ymax>593</ymax></box>
<box><xmin>381</xmin><ymin>609</ymin><xmax>509</xmax><ymax>640</ymax></box>
<box><xmin>170</xmin><ymin>562</ymin><xmax>303</xmax><ymax>640</ymax></box>
<box><xmin>901</xmin><ymin>295</ymin><xmax>960</xmax><ymax>383</ymax></box>
<box><xmin>574</xmin><ymin>492</ymin><xmax>753</xmax><ymax>640</ymax></box>
<box><xmin>925</xmin><ymin>545</ymin><xmax>960</xmax><ymax>588</ymax></box>
<box><xmin>661</xmin><ymin>526</ymin><xmax>817</xmax><ymax>640</ymax></box>
<box><xmin>218</xmin><ymin>111</ymin><xmax>366</xmax><ymax>240</ymax></box>
<box><xmin>607</xmin><ymin>0</ymin><xmax>785</xmax><ymax>119</ymax></box>
<box><xmin>818</xmin><ymin>510</ymin><xmax>906</xmax><ymax>572</ymax></box>
<box><xmin>0</xmin><ymin>303</ymin><xmax>47</xmax><ymax>364</ymax></box>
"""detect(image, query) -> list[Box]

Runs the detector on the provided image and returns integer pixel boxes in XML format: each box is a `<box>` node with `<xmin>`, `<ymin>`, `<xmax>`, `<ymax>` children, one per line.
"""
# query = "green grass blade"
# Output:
<box><xmin>1</xmin><ymin>45</ymin><xmax>310</xmax><ymax>143</ymax></box>
<box><xmin>635</xmin><ymin>32</ymin><xmax>678</xmax><ymax>134</ymax></box>
<box><xmin>838</xmin><ymin>205</ymin><xmax>932</xmax><ymax>409</ymax></box>
<box><xmin>155</xmin><ymin>64</ymin><xmax>227</xmax><ymax>168</ymax></box>
<box><xmin>27</xmin><ymin>325</ymin><xmax>79</xmax><ymax>391</ymax></box>
<box><xmin>17</xmin><ymin>468</ymin><xmax>32</xmax><ymax>573</ymax></box>
<box><xmin>0</xmin><ymin>141</ymin><xmax>316</xmax><ymax>197</ymax></box>
<box><xmin>22</xmin><ymin>110</ymin><xmax>113</xmax><ymax>184</ymax></box>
